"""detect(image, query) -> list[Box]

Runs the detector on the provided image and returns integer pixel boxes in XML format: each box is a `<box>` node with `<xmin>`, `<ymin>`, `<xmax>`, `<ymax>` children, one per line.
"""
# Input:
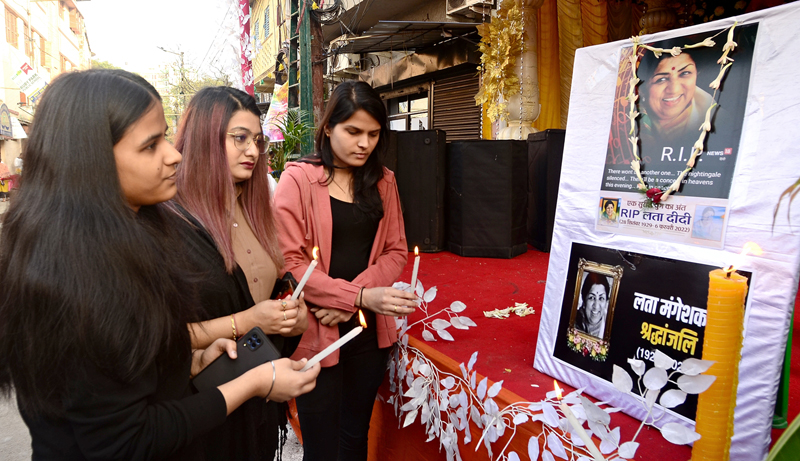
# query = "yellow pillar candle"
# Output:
<box><xmin>692</xmin><ymin>269</ymin><xmax>749</xmax><ymax>461</ymax></box>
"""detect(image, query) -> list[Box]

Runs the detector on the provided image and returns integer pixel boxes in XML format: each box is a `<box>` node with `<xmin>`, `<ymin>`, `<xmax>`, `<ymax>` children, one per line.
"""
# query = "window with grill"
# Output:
<box><xmin>263</xmin><ymin>8</ymin><xmax>270</xmax><ymax>37</ymax></box>
<box><xmin>5</xmin><ymin>7</ymin><xmax>18</xmax><ymax>48</ymax></box>
<box><xmin>254</xmin><ymin>19</ymin><xmax>260</xmax><ymax>43</ymax></box>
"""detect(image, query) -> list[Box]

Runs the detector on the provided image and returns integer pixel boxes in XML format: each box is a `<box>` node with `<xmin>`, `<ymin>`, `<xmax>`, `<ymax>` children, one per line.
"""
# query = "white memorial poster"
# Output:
<box><xmin>534</xmin><ymin>4</ymin><xmax>800</xmax><ymax>460</ymax></box>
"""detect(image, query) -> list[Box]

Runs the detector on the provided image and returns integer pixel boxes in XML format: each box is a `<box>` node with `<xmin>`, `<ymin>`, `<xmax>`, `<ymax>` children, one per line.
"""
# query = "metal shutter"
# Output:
<box><xmin>432</xmin><ymin>72</ymin><xmax>481</xmax><ymax>142</ymax></box>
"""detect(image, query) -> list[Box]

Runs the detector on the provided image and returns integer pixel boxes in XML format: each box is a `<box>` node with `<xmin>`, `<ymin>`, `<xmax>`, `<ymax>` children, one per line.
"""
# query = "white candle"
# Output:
<box><xmin>409</xmin><ymin>246</ymin><xmax>420</xmax><ymax>295</ymax></box>
<box><xmin>559</xmin><ymin>401</ymin><xmax>605</xmax><ymax>461</ymax></box>
<box><xmin>291</xmin><ymin>247</ymin><xmax>319</xmax><ymax>300</ymax></box>
<box><xmin>300</xmin><ymin>326</ymin><xmax>362</xmax><ymax>371</ymax></box>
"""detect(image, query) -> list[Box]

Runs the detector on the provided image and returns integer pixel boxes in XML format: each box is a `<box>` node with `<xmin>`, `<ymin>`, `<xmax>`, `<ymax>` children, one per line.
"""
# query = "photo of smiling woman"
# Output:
<box><xmin>575</xmin><ymin>272</ymin><xmax>612</xmax><ymax>339</ymax></box>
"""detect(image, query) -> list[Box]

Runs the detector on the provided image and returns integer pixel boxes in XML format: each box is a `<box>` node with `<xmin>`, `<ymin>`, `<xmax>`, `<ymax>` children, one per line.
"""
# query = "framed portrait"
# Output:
<box><xmin>565</xmin><ymin>259</ymin><xmax>623</xmax><ymax>362</ymax></box>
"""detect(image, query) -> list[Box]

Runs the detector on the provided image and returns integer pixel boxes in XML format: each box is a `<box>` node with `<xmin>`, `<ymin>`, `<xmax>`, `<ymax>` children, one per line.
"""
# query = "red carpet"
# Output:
<box><xmin>398</xmin><ymin>246</ymin><xmax>798</xmax><ymax>456</ymax></box>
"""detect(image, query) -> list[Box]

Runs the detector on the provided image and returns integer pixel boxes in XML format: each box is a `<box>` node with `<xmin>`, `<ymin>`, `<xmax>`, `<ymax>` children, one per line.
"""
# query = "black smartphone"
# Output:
<box><xmin>192</xmin><ymin>327</ymin><xmax>281</xmax><ymax>392</ymax></box>
<box><xmin>270</xmin><ymin>272</ymin><xmax>298</xmax><ymax>300</ymax></box>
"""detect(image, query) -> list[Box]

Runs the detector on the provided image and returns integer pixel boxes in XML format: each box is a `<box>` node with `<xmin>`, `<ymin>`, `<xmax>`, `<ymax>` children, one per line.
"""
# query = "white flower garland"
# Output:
<box><xmin>628</xmin><ymin>22</ymin><xmax>739</xmax><ymax>206</ymax></box>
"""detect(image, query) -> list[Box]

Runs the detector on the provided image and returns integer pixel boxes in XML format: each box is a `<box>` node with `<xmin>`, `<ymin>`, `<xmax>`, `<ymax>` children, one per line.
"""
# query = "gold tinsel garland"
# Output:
<box><xmin>475</xmin><ymin>0</ymin><xmax>524</xmax><ymax>123</ymax></box>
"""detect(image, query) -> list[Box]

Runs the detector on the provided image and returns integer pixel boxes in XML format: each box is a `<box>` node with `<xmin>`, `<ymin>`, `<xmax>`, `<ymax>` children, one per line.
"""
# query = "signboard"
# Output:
<box><xmin>597</xmin><ymin>25</ymin><xmax>758</xmax><ymax>248</ymax></box>
<box><xmin>0</xmin><ymin>104</ymin><xmax>12</xmax><ymax>138</ymax></box>
<box><xmin>9</xmin><ymin>47</ymin><xmax>48</xmax><ymax>104</ymax></box>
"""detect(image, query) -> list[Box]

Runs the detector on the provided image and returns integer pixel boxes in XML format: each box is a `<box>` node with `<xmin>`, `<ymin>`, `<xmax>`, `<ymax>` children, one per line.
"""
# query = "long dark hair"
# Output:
<box><xmin>301</xmin><ymin>80</ymin><xmax>388</xmax><ymax>220</ymax></box>
<box><xmin>0</xmin><ymin>69</ymin><xmax>195</xmax><ymax>417</ymax></box>
<box><xmin>175</xmin><ymin>86</ymin><xmax>284</xmax><ymax>273</ymax></box>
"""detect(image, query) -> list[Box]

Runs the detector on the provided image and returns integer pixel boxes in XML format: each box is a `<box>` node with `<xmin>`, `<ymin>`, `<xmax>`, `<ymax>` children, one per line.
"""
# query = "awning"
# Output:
<box><xmin>329</xmin><ymin>21</ymin><xmax>479</xmax><ymax>55</ymax></box>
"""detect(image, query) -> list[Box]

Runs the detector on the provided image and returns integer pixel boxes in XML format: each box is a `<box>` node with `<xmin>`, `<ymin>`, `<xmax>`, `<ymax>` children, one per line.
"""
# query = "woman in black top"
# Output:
<box><xmin>0</xmin><ymin>69</ymin><xmax>319</xmax><ymax>460</ymax></box>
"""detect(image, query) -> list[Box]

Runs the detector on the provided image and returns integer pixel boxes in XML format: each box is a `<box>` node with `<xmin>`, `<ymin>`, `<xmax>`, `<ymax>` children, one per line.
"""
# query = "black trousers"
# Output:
<box><xmin>295</xmin><ymin>323</ymin><xmax>390</xmax><ymax>461</ymax></box>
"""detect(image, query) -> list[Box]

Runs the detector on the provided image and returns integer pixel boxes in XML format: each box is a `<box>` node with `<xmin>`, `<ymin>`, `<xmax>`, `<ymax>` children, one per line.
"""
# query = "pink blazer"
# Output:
<box><xmin>274</xmin><ymin>161</ymin><xmax>408</xmax><ymax>367</ymax></box>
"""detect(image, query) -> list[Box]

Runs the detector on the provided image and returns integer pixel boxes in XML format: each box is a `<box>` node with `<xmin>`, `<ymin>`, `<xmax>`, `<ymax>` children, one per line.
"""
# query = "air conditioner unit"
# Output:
<box><xmin>446</xmin><ymin>0</ymin><xmax>494</xmax><ymax>17</ymax></box>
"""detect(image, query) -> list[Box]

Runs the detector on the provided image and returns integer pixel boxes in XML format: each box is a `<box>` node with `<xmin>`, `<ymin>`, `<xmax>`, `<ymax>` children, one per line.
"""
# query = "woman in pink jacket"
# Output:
<box><xmin>274</xmin><ymin>81</ymin><xmax>418</xmax><ymax>460</ymax></box>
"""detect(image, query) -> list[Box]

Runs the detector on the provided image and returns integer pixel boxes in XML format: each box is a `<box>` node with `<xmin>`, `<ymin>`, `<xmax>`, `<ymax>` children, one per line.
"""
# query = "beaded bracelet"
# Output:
<box><xmin>265</xmin><ymin>361</ymin><xmax>276</xmax><ymax>401</ymax></box>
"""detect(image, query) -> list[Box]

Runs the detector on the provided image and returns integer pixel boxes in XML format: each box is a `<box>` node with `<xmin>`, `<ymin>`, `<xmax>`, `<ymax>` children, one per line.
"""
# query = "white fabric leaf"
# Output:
<box><xmin>450</xmin><ymin>301</ymin><xmax>467</xmax><ymax>313</ymax></box>
<box><xmin>486</xmin><ymin>424</ymin><xmax>498</xmax><ymax>443</ymax></box>
<box><xmin>477</xmin><ymin>377</ymin><xmax>488</xmax><ymax>400</ymax></box>
<box><xmin>422</xmin><ymin>329</ymin><xmax>436</xmax><ymax>341</ymax></box>
<box><xmin>468</xmin><ymin>351</ymin><xmax>478</xmax><ymax>371</ymax></box>
<box><xmin>458</xmin><ymin>390</ymin><xmax>467</xmax><ymax>409</ymax></box>
<box><xmin>401</xmin><ymin>333</ymin><xmax>409</xmax><ymax>347</ymax></box>
<box><xmin>643</xmin><ymin>367</ymin><xmax>669</xmax><ymax>390</ymax></box>
<box><xmin>660</xmin><ymin>389</ymin><xmax>687</xmax><ymax>408</ymax></box>
<box><xmin>677</xmin><ymin>374</ymin><xmax>717</xmax><ymax>394</ymax></box>
<box><xmin>547</xmin><ymin>433</ymin><xmax>568</xmax><ymax>459</ymax></box>
<box><xmin>600</xmin><ymin>437</ymin><xmax>616</xmax><ymax>455</ymax></box>
<box><xmin>412</xmin><ymin>358</ymin><xmax>420</xmax><ymax>374</ymax></box>
<box><xmin>568</xmin><ymin>403</ymin><xmax>587</xmax><ymax>421</ymax></box>
<box><xmin>579</xmin><ymin>396</ymin><xmax>610</xmax><ymax>425</ymax></box>
<box><xmin>450</xmin><ymin>317</ymin><xmax>469</xmax><ymax>330</ymax></box>
<box><xmin>679</xmin><ymin>358</ymin><xmax>715</xmax><ymax>376</ymax></box>
<box><xmin>542</xmin><ymin>448</ymin><xmax>556</xmax><ymax>461</ymax></box>
<box><xmin>423</xmin><ymin>286</ymin><xmax>437</xmax><ymax>302</ymax></box>
<box><xmin>645</xmin><ymin>388</ymin><xmax>659</xmax><ymax>409</ymax></box>
<box><xmin>607</xmin><ymin>426</ymin><xmax>620</xmax><ymax>445</ymax></box>
<box><xmin>470</xmin><ymin>405</ymin><xmax>482</xmax><ymax>428</ymax></box>
<box><xmin>528</xmin><ymin>402</ymin><xmax>542</xmax><ymax>411</ymax></box>
<box><xmin>612</xmin><ymin>365</ymin><xmax>633</xmax><ymax>393</ymax></box>
<box><xmin>459</xmin><ymin>362</ymin><xmax>468</xmax><ymax>381</ymax></box>
<box><xmin>464</xmin><ymin>426</ymin><xmax>471</xmax><ymax>444</ymax></box>
<box><xmin>513</xmin><ymin>413</ymin><xmax>528</xmax><ymax>425</ymax></box>
<box><xmin>403</xmin><ymin>408</ymin><xmax>418</xmax><ymax>428</ymax></box>
<box><xmin>484</xmin><ymin>398</ymin><xmax>499</xmax><ymax>416</ymax></box>
<box><xmin>661</xmin><ymin>422</ymin><xmax>701</xmax><ymax>445</ymax></box>
<box><xmin>470</xmin><ymin>371</ymin><xmax>477</xmax><ymax>390</ymax></box>
<box><xmin>432</xmin><ymin>319</ymin><xmax>451</xmax><ymax>330</ymax></box>
<box><xmin>618</xmin><ymin>441</ymin><xmax>639</xmax><ymax>459</ymax></box>
<box><xmin>437</xmin><ymin>329</ymin><xmax>455</xmax><ymax>341</ymax></box>
<box><xmin>441</xmin><ymin>377</ymin><xmax>456</xmax><ymax>389</ymax></box>
<box><xmin>587</xmin><ymin>420</ymin><xmax>608</xmax><ymax>441</ymax></box>
<box><xmin>653</xmin><ymin>349</ymin><xmax>675</xmax><ymax>370</ymax></box>
<box><xmin>508</xmin><ymin>452</ymin><xmax>520</xmax><ymax>461</ymax></box>
<box><xmin>393</xmin><ymin>281</ymin><xmax>410</xmax><ymax>291</ymax></box>
<box><xmin>627</xmin><ymin>358</ymin><xmax>646</xmax><ymax>376</ymax></box>
<box><xmin>415</xmin><ymin>280</ymin><xmax>424</xmax><ymax>298</ymax></box>
<box><xmin>541</xmin><ymin>402</ymin><xmax>560</xmax><ymax>427</ymax></box>
<box><xmin>459</xmin><ymin>317</ymin><xmax>477</xmax><ymax>327</ymax></box>
<box><xmin>488</xmin><ymin>380</ymin><xmax>503</xmax><ymax>398</ymax></box>
<box><xmin>419</xmin><ymin>364</ymin><xmax>431</xmax><ymax>377</ymax></box>
<box><xmin>395</xmin><ymin>316</ymin><xmax>404</xmax><ymax>329</ymax></box>
<box><xmin>528</xmin><ymin>437</ymin><xmax>540</xmax><ymax>461</ymax></box>
<box><xmin>449</xmin><ymin>394</ymin><xmax>460</xmax><ymax>409</ymax></box>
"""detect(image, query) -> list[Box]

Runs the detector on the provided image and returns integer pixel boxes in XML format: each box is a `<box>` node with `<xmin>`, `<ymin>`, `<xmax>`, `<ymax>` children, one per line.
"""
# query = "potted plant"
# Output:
<box><xmin>268</xmin><ymin>108</ymin><xmax>315</xmax><ymax>179</ymax></box>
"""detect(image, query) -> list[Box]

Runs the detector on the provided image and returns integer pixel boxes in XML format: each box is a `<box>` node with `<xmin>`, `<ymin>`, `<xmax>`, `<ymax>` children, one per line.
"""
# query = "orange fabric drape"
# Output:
<box><xmin>581</xmin><ymin>0</ymin><xmax>608</xmax><ymax>47</ymax></box>
<box><xmin>556</xmin><ymin>0</ymin><xmax>583</xmax><ymax>128</ymax></box>
<box><xmin>534</xmin><ymin>0</ymin><xmax>562</xmax><ymax>131</ymax></box>
<box><xmin>607</xmin><ymin>0</ymin><xmax>633</xmax><ymax>42</ymax></box>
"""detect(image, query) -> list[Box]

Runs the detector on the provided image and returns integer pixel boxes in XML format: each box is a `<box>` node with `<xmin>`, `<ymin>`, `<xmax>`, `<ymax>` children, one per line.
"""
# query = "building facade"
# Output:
<box><xmin>1</xmin><ymin>0</ymin><xmax>91</xmax><ymax>167</ymax></box>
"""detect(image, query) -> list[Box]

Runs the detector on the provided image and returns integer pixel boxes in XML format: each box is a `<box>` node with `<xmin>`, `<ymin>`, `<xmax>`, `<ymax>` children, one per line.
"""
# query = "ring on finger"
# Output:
<box><xmin>394</xmin><ymin>305</ymin><xmax>397</xmax><ymax>313</ymax></box>
<box><xmin>281</xmin><ymin>300</ymin><xmax>287</xmax><ymax>310</ymax></box>
<box><xmin>283</xmin><ymin>311</ymin><xmax>287</xmax><ymax>321</ymax></box>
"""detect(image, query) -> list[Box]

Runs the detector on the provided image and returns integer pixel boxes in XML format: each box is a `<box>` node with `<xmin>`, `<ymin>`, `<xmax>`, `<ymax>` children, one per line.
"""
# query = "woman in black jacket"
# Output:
<box><xmin>0</xmin><ymin>69</ymin><xmax>319</xmax><ymax>460</ymax></box>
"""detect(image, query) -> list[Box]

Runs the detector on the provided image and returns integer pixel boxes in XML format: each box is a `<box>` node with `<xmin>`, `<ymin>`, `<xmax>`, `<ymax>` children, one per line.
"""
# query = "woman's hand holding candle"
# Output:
<box><xmin>359</xmin><ymin>287</ymin><xmax>418</xmax><ymax>317</ymax></box>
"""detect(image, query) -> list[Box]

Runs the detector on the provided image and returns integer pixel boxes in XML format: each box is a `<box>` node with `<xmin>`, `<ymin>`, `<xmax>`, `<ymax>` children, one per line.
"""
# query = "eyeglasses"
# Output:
<box><xmin>227</xmin><ymin>132</ymin><xmax>269</xmax><ymax>155</ymax></box>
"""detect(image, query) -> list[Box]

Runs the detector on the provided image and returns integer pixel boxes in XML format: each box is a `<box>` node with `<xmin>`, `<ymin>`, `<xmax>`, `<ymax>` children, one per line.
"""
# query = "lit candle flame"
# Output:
<box><xmin>414</xmin><ymin>246</ymin><xmax>419</xmax><ymax>256</ymax></box>
<box><xmin>553</xmin><ymin>380</ymin><xmax>563</xmax><ymax>400</ymax></box>
<box><xmin>312</xmin><ymin>246</ymin><xmax>319</xmax><ymax>260</ymax></box>
<box><xmin>358</xmin><ymin>310</ymin><xmax>367</xmax><ymax>328</ymax></box>
<box><xmin>725</xmin><ymin>242</ymin><xmax>763</xmax><ymax>276</ymax></box>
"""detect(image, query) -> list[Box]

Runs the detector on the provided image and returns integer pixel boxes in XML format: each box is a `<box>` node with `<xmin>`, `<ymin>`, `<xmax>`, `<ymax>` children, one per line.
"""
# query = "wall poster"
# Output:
<box><xmin>597</xmin><ymin>25</ymin><xmax>758</xmax><ymax>249</ymax></box>
<box><xmin>553</xmin><ymin>242</ymin><xmax>752</xmax><ymax>423</ymax></box>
